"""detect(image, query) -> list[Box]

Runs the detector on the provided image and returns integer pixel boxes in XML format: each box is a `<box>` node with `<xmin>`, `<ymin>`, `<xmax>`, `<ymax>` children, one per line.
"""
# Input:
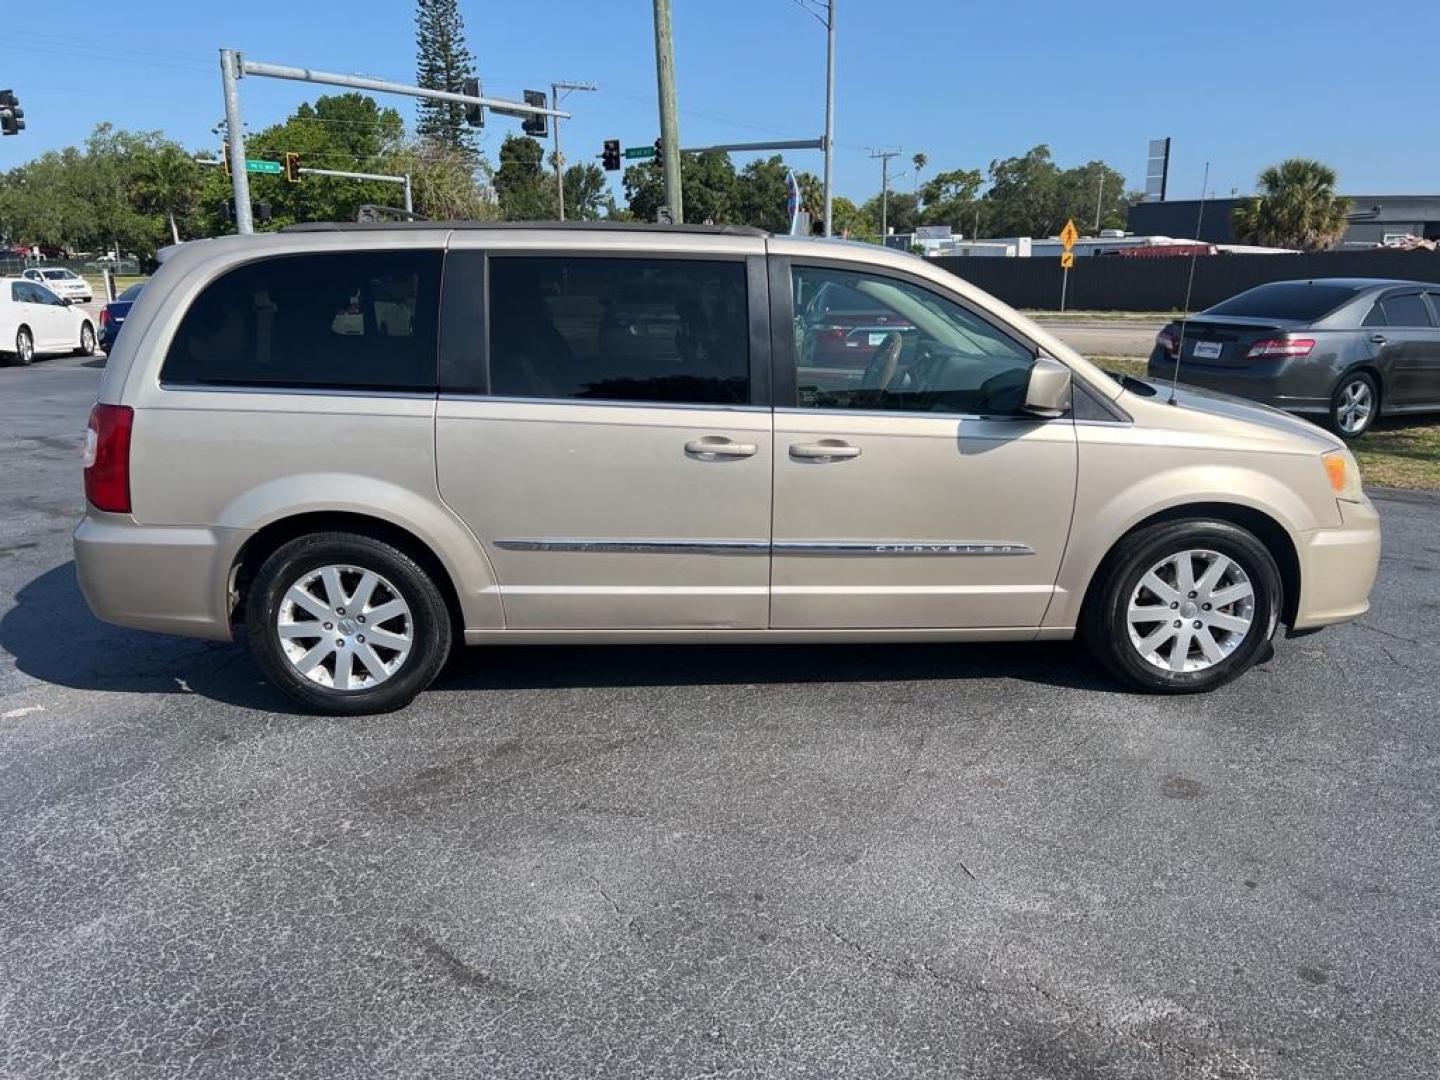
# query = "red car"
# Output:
<box><xmin>797</xmin><ymin>277</ymin><xmax>916</xmax><ymax>380</ymax></box>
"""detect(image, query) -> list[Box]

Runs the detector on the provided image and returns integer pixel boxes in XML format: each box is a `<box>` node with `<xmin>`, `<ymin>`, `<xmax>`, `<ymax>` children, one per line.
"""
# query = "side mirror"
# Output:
<box><xmin>1023</xmin><ymin>354</ymin><xmax>1072</xmax><ymax>418</ymax></box>
<box><xmin>60</xmin><ymin>296</ymin><xmax>73</xmax><ymax>306</ymax></box>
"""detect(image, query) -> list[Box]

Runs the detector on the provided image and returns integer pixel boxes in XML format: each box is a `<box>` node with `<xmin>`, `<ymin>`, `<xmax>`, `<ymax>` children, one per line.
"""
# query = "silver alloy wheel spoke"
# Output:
<box><xmin>1127</xmin><ymin>548</ymin><xmax>1257</xmax><ymax>674</ymax></box>
<box><xmin>275</xmin><ymin>564</ymin><xmax>413</xmax><ymax>692</ymax></box>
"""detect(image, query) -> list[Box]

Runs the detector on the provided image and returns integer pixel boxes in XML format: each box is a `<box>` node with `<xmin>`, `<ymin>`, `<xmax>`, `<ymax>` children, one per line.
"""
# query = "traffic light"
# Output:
<box><xmin>602</xmin><ymin>139</ymin><xmax>620</xmax><ymax>171</ymax></box>
<box><xmin>463</xmin><ymin>77</ymin><xmax>484</xmax><ymax>129</ymax></box>
<box><xmin>0</xmin><ymin>89</ymin><xmax>24</xmax><ymax>136</ymax></box>
<box><xmin>521</xmin><ymin>89</ymin><xmax>548</xmax><ymax>139</ymax></box>
<box><xmin>654</xmin><ymin>137</ymin><xmax>662</xmax><ymax>157</ymax></box>
<box><xmin>283</xmin><ymin>152</ymin><xmax>301</xmax><ymax>183</ymax></box>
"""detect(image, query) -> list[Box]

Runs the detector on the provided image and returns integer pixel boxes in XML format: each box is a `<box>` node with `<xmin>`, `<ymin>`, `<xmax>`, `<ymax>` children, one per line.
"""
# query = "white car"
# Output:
<box><xmin>22</xmin><ymin>266</ymin><xmax>93</xmax><ymax>303</ymax></box>
<box><xmin>1</xmin><ymin>277</ymin><xmax>97</xmax><ymax>365</ymax></box>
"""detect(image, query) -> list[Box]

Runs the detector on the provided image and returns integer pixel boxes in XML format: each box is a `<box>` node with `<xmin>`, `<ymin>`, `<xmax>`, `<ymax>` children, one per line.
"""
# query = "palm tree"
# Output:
<box><xmin>1231</xmin><ymin>158</ymin><xmax>1351</xmax><ymax>251</ymax></box>
<box><xmin>133</xmin><ymin>145</ymin><xmax>200</xmax><ymax>245</ymax></box>
<box><xmin>912</xmin><ymin>151</ymin><xmax>927</xmax><ymax>200</ymax></box>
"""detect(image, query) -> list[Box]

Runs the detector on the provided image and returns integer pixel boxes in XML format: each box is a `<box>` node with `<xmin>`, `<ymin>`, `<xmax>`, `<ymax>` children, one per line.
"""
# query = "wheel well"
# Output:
<box><xmin>229</xmin><ymin>511</ymin><xmax>465</xmax><ymax>635</ymax></box>
<box><xmin>1081</xmin><ymin>503</ymin><xmax>1301</xmax><ymax>627</ymax></box>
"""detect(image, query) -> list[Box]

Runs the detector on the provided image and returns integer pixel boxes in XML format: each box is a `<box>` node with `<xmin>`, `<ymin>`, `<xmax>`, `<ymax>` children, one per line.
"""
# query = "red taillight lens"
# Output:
<box><xmin>83</xmin><ymin>403</ymin><xmax>133</xmax><ymax>513</ymax></box>
<box><xmin>1246</xmin><ymin>337</ymin><xmax>1315</xmax><ymax>360</ymax></box>
<box><xmin>1156</xmin><ymin>328</ymin><xmax>1179</xmax><ymax>357</ymax></box>
<box><xmin>99</xmin><ymin>308</ymin><xmax>111</xmax><ymax>326</ymax></box>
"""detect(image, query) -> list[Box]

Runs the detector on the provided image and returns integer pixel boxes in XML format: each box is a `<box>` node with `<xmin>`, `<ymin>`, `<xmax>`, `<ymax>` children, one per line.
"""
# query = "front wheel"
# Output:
<box><xmin>1082</xmin><ymin>520</ymin><xmax>1282</xmax><ymax>694</ymax></box>
<box><xmin>1328</xmin><ymin>371</ymin><xmax>1378</xmax><ymax>439</ymax></box>
<box><xmin>244</xmin><ymin>533</ymin><xmax>453</xmax><ymax>715</ymax></box>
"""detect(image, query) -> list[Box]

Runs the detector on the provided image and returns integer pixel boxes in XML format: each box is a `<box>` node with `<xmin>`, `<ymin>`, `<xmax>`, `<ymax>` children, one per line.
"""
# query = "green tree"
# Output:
<box><xmin>860</xmin><ymin>190</ymin><xmax>920</xmax><ymax>236</ymax></box>
<box><xmin>391</xmin><ymin>139</ymin><xmax>496</xmax><ymax>220</ymax></box>
<box><xmin>1232</xmin><ymin>158</ymin><xmax>1351</xmax><ymax>251</ymax></box>
<box><xmin>562</xmin><ymin>162</ymin><xmax>611</xmax><ymax>220</ymax></box>
<box><xmin>492</xmin><ymin>135</ymin><xmax>553</xmax><ymax>220</ymax></box>
<box><xmin>918</xmin><ymin>167</ymin><xmax>983</xmax><ymax>231</ymax></box>
<box><xmin>624</xmin><ymin>151</ymin><xmax>737</xmax><ymax>224</ymax></box>
<box><xmin>414</xmin><ymin>0</ymin><xmax>477</xmax><ymax>158</ymax></box>
<box><xmin>132</xmin><ymin>143</ymin><xmax>201</xmax><ymax>244</ymax></box>
<box><xmin>1055</xmin><ymin>160</ymin><xmax>1131</xmax><ymax>234</ymax></box>
<box><xmin>912</xmin><ymin>151</ymin><xmax>927</xmax><ymax>197</ymax></box>
<box><xmin>830</xmin><ymin>195</ymin><xmax>868</xmax><ymax>238</ymax></box>
<box><xmin>983</xmin><ymin>144</ymin><xmax>1063</xmax><ymax>237</ymax></box>
<box><xmin>732</xmin><ymin>155</ymin><xmax>795</xmax><ymax>233</ymax></box>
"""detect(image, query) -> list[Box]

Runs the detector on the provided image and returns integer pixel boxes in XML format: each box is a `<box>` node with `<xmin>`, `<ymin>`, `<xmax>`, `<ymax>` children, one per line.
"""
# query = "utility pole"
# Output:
<box><xmin>219</xmin><ymin>49</ymin><xmax>253</xmax><ymax>234</ymax></box>
<box><xmin>1094</xmin><ymin>173</ymin><xmax>1104</xmax><ymax>232</ymax></box>
<box><xmin>652</xmin><ymin>0</ymin><xmax>683</xmax><ymax>222</ymax></box>
<box><xmin>551</xmin><ymin>81</ymin><xmax>596</xmax><ymax>221</ymax></box>
<box><xmin>870</xmin><ymin>149</ymin><xmax>898</xmax><ymax>238</ymax></box>
<box><xmin>823</xmin><ymin>0</ymin><xmax>836</xmax><ymax>236</ymax></box>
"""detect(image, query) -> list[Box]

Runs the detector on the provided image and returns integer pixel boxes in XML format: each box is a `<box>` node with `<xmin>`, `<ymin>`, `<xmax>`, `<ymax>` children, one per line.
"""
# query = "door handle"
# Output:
<box><xmin>1369</xmin><ymin>333</ymin><xmax>1388</xmax><ymax>346</ymax></box>
<box><xmin>790</xmin><ymin>441</ymin><xmax>862</xmax><ymax>461</ymax></box>
<box><xmin>684</xmin><ymin>437</ymin><xmax>758</xmax><ymax>459</ymax></box>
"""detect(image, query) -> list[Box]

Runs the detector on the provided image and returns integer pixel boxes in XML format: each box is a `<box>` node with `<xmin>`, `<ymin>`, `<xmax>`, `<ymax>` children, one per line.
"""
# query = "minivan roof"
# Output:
<box><xmin>281</xmin><ymin>220</ymin><xmax>770</xmax><ymax>238</ymax></box>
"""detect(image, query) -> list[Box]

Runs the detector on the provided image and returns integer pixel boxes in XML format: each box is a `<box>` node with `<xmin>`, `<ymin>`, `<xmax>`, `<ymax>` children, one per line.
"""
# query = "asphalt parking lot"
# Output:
<box><xmin>2</xmin><ymin>355</ymin><xmax>1438</xmax><ymax>1079</ymax></box>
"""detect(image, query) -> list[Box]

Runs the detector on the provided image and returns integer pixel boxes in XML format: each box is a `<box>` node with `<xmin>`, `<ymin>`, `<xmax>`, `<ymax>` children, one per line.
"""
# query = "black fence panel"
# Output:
<box><xmin>931</xmin><ymin>250</ymin><xmax>1440</xmax><ymax>312</ymax></box>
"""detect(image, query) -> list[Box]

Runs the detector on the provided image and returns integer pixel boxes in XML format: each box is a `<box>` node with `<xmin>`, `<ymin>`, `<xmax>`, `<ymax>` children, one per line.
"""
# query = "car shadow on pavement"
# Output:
<box><xmin>2</xmin><ymin>563</ymin><xmax>1115</xmax><ymax>712</ymax></box>
<box><xmin>439</xmin><ymin>639</ymin><xmax>1113</xmax><ymax>695</ymax></box>
<box><xmin>0</xmin><ymin>561</ymin><xmax>296</xmax><ymax>712</ymax></box>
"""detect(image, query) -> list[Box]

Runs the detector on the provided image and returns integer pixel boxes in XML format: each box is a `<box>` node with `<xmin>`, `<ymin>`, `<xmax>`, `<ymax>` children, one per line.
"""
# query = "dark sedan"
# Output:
<box><xmin>97</xmin><ymin>282</ymin><xmax>144</xmax><ymax>353</ymax></box>
<box><xmin>1146</xmin><ymin>278</ymin><xmax>1440</xmax><ymax>438</ymax></box>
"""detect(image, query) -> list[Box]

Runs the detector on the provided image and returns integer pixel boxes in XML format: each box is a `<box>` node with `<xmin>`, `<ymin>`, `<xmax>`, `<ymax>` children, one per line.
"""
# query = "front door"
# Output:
<box><xmin>435</xmin><ymin>245</ymin><xmax>773</xmax><ymax>630</ymax></box>
<box><xmin>771</xmin><ymin>260</ymin><xmax>1077</xmax><ymax>629</ymax></box>
<box><xmin>18</xmin><ymin>282</ymin><xmax>68</xmax><ymax>351</ymax></box>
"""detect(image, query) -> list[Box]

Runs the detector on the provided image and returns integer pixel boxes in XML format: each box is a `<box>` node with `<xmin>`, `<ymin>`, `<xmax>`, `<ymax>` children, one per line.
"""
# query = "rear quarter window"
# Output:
<box><xmin>161</xmin><ymin>251</ymin><xmax>442</xmax><ymax>391</ymax></box>
<box><xmin>1206</xmin><ymin>283</ymin><xmax>1359</xmax><ymax>321</ymax></box>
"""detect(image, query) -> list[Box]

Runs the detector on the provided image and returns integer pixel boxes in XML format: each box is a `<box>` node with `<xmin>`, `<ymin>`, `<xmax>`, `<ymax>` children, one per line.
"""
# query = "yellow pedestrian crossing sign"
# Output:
<box><xmin>1060</xmin><ymin>219</ymin><xmax>1079</xmax><ymax>250</ymax></box>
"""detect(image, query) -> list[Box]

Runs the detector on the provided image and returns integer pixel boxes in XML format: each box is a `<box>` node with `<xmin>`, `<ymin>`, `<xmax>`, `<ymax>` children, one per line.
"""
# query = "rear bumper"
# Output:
<box><xmin>73</xmin><ymin>512</ymin><xmax>245</xmax><ymax>641</ymax></box>
<box><xmin>1146</xmin><ymin>354</ymin><xmax>1330</xmax><ymax>414</ymax></box>
<box><xmin>1291</xmin><ymin>495</ymin><xmax>1381</xmax><ymax>630</ymax></box>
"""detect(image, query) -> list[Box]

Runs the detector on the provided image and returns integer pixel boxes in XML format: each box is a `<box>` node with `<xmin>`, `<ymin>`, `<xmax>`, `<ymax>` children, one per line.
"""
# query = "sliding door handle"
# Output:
<box><xmin>685</xmin><ymin>437</ymin><xmax>758</xmax><ymax>459</ymax></box>
<box><xmin>790</xmin><ymin>441</ymin><xmax>862</xmax><ymax>461</ymax></box>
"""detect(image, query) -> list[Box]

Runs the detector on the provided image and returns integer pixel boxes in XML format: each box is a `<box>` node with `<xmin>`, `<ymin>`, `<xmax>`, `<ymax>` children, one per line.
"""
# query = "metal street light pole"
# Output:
<box><xmin>823</xmin><ymin>0</ymin><xmax>836</xmax><ymax>236</ymax></box>
<box><xmin>652</xmin><ymin>0</ymin><xmax>684</xmax><ymax>222</ymax></box>
<box><xmin>219</xmin><ymin>49</ymin><xmax>253</xmax><ymax>234</ymax></box>
<box><xmin>551</xmin><ymin>81</ymin><xmax>596</xmax><ymax>222</ymax></box>
<box><xmin>870</xmin><ymin>148</ymin><xmax>898</xmax><ymax>238</ymax></box>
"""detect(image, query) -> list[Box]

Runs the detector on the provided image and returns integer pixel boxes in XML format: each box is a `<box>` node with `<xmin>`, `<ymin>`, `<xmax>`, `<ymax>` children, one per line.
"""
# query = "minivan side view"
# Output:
<box><xmin>75</xmin><ymin>223</ymin><xmax>1381</xmax><ymax>714</ymax></box>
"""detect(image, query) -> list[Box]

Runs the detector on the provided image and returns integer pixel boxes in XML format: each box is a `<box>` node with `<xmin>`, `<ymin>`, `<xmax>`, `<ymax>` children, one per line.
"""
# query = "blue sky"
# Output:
<box><xmin>3</xmin><ymin>0</ymin><xmax>1437</xmax><ymax>203</ymax></box>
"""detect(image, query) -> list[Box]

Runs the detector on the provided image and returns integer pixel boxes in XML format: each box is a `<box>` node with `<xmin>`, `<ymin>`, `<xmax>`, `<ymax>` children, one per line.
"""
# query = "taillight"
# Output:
<box><xmin>83</xmin><ymin>403</ymin><xmax>133</xmax><ymax>513</ymax></box>
<box><xmin>1156</xmin><ymin>328</ymin><xmax>1179</xmax><ymax>358</ymax></box>
<box><xmin>813</xmin><ymin>323</ymin><xmax>848</xmax><ymax>342</ymax></box>
<box><xmin>99</xmin><ymin>308</ymin><xmax>111</xmax><ymax>326</ymax></box>
<box><xmin>1246</xmin><ymin>337</ymin><xmax>1315</xmax><ymax>360</ymax></box>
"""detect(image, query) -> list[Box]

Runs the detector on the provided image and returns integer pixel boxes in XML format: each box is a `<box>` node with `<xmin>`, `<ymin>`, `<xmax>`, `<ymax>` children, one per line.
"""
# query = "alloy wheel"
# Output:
<box><xmin>1126</xmin><ymin>549</ymin><xmax>1255</xmax><ymax>673</ymax></box>
<box><xmin>16</xmin><ymin>329</ymin><xmax>33</xmax><ymax>364</ymax></box>
<box><xmin>275</xmin><ymin>564</ymin><xmax>414</xmax><ymax>691</ymax></box>
<box><xmin>1336</xmin><ymin>379</ymin><xmax>1373</xmax><ymax>435</ymax></box>
<box><xmin>81</xmin><ymin>324</ymin><xmax>96</xmax><ymax>355</ymax></box>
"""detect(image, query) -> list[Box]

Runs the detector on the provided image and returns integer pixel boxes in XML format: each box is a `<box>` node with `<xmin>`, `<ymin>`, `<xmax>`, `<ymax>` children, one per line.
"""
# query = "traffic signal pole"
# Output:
<box><xmin>823</xmin><ymin>0</ymin><xmax>836</xmax><ymax>236</ymax></box>
<box><xmin>219</xmin><ymin>50</ymin><xmax>254</xmax><ymax>233</ymax></box>
<box><xmin>218</xmin><ymin>48</ymin><xmax>570</xmax><ymax>231</ymax></box>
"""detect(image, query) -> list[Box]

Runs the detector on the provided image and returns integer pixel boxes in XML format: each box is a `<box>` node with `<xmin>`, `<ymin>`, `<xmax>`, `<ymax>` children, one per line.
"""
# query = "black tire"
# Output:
<box><xmin>244</xmin><ymin>532</ymin><xmax>452</xmax><ymax>715</ymax></box>
<box><xmin>1081</xmin><ymin>519</ymin><xmax>1282</xmax><ymax>694</ymax></box>
<box><xmin>74</xmin><ymin>321</ymin><xmax>96</xmax><ymax>357</ymax></box>
<box><xmin>1327</xmin><ymin>370</ymin><xmax>1379</xmax><ymax>440</ymax></box>
<box><xmin>14</xmin><ymin>327</ymin><xmax>34</xmax><ymax>366</ymax></box>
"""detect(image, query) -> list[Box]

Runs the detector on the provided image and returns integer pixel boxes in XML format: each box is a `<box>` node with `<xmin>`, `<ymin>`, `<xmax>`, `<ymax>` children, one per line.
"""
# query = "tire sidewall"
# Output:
<box><xmin>79</xmin><ymin>322</ymin><xmax>96</xmax><ymax>356</ymax></box>
<box><xmin>1329</xmin><ymin>370</ymin><xmax>1377</xmax><ymax>439</ymax></box>
<box><xmin>1095</xmin><ymin>522</ymin><xmax>1281</xmax><ymax>693</ymax></box>
<box><xmin>245</xmin><ymin>535</ymin><xmax>451</xmax><ymax>715</ymax></box>
<box><xmin>16</xmin><ymin>328</ymin><xmax>34</xmax><ymax>366</ymax></box>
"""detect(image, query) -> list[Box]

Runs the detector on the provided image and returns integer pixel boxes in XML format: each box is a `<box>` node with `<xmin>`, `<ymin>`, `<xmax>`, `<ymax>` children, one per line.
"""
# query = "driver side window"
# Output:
<box><xmin>790</xmin><ymin>265</ymin><xmax>1035</xmax><ymax>415</ymax></box>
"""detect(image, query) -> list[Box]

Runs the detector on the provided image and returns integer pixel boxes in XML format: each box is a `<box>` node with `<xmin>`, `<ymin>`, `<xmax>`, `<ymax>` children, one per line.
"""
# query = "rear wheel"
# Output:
<box><xmin>1082</xmin><ymin>520</ymin><xmax>1281</xmax><ymax>693</ymax></box>
<box><xmin>1328</xmin><ymin>371</ymin><xmax>1378</xmax><ymax>439</ymax></box>
<box><xmin>74</xmin><ymin>321</ymin><xmax>96</xmax><ymax>357</ymax></box>
<box><xmin>13</xmin><ymin>327</ymin><xmax>34</xmax><ymax>366</ymax></box>
<box><xmin>244</xmin><ymin>533</ymin><xmax>452</xmax><ymax>715</ymax></box>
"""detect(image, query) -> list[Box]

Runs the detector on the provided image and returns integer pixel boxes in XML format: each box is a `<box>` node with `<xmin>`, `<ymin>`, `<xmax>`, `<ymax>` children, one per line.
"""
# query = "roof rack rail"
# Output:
<box><xmin>279</xmin><ymin>219</ymin><xmax>769</xmax><ymax>237</ymax></box>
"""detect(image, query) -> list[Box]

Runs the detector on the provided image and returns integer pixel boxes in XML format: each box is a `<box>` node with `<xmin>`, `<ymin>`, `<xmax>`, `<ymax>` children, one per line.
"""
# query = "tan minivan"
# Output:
<box><xmin>75</xmin><ymin>222</ymin><xmax>1380</xmax><ymax>714</ymax></box>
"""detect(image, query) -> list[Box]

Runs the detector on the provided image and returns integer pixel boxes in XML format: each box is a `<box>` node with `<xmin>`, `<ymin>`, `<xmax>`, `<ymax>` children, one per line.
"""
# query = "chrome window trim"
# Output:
<box><xmin>494</xmin><ymin>538</ymin><xmax>1034</xmax><ymax>556</ymax></box>
<box><xmin>158</xmin><ymin>382</ymin><xmax>437</xmax><ymax>400</ymax></box>
<box><xmin>772</xmin><ymin>405</ymin><xmax>1057</xmax><ymax>424</ymax></box>
<box><xmin>443</xmin><ymin>393</ymin><xmax>770</xmax><ymax>414</ymax></box>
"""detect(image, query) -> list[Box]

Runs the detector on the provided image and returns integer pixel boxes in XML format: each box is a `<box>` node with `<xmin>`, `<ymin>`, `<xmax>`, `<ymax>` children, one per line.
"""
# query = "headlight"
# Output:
<box><xmin>1322</xmin><ymin>448</ymin><xmax>1363</xmax><ymax>502</ymax></box>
